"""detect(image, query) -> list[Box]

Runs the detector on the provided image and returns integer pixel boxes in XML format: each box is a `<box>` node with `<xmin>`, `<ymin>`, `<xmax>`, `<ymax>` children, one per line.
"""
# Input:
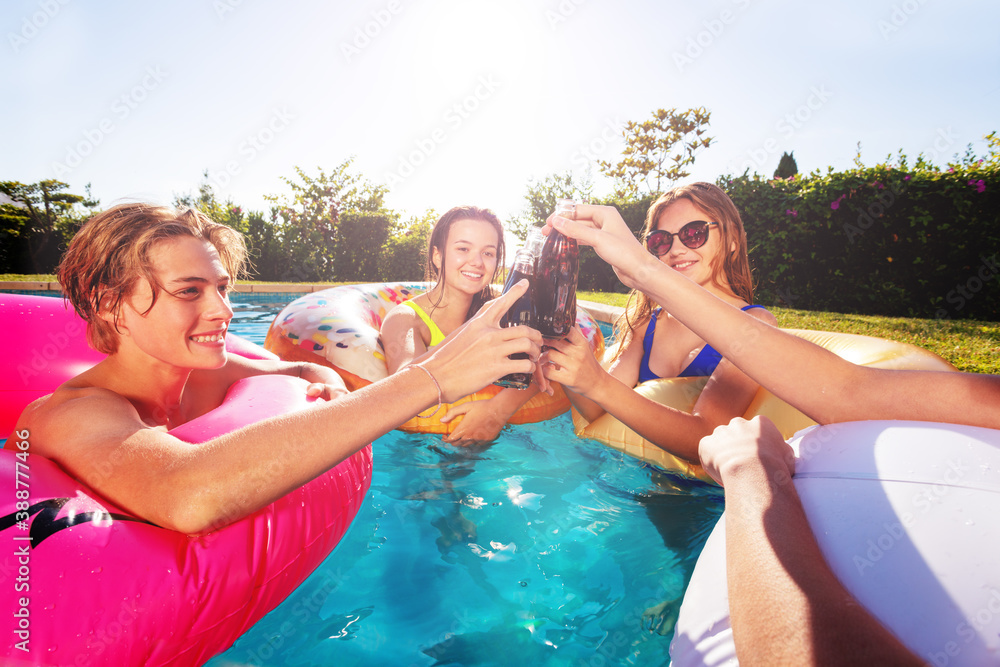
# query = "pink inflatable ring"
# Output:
<box><xmin>0</xmin><ymin>293</ymin><xmax>372</xmax><ymax>666</ymax></box>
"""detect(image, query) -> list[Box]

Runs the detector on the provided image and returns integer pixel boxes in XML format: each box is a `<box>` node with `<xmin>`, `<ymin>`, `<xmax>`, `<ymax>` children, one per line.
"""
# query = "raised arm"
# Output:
<box><xmin>20</xmin><ymin>282</ymin><xmax>542</xmax><ymax>534</ymax></box>
<box><xmin>699</xmin><ymin>417</ymin><xmax>923</xmax><ymax>665</ymax></box>
<box><xmin>546</xmin><ymin>207</ymin><xmax>1000</xmax><ymax>429</ymax></box>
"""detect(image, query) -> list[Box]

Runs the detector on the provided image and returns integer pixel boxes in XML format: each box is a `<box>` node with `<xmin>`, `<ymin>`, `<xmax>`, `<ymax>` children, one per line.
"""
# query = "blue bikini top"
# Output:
<box><xmin>637</xmin><ymin>306</ymin><xmax>768</xmax><ymax>383</ymax></box>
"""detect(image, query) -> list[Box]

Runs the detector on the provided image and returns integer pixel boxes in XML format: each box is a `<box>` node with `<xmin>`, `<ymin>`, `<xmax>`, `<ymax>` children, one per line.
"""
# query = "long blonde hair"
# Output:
<box><xmin>611</xmin><ymin>182</ymin><xmax>754</xmax><ymax>360</ymax></box>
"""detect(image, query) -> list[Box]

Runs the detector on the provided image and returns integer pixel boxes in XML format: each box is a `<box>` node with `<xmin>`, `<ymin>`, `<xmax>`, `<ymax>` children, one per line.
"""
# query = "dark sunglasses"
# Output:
<box><xmin>644</xmin><ymin>221</ymin><xmax>719</xmax><ymax>256</ymax></box>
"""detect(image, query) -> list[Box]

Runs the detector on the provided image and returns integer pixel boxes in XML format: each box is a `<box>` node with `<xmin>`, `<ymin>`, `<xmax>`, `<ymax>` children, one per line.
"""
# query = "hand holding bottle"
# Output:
<box><xmin>540</xmin><ymin>326</ymin><xmax>608</xmax><ymax>397</ymax></box>
<box><xmin>545</xmin><ymin>204</ymin><xmax>657</xmax><ymax>293</ymax></box>
<box><xmin>495</xmin><ymin>242</ymin><xmax>540</xmax><ymax>389</ymax></box>
<box><xmin>536</xmin><ymin>199</ymin><xmax>580</xmax><ymax>339</ymax></box>
<box><xmin>421</xmin><ymin>280</ymin><xmax>544</xmax><ymax>402</ymax></box>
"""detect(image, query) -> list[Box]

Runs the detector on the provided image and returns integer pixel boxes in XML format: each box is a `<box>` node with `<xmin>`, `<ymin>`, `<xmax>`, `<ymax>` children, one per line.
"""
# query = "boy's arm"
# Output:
<box><xmin>22</xmin><ymin>283</ymin><xmax>541</xmax><ymax>534</ymax></box>
<box><xmin>700</xmin><ymin>417</ymin><xmax>923</xmax><ymax>666</ymax></box>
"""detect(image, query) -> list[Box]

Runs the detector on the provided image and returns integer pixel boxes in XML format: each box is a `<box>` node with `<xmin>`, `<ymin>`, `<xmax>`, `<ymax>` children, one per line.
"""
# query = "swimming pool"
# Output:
<box><xmin>8</xmin><ymin>291</ymin><xmax>724</xmax><ymax>665</ymax></box>
<box><xmin>202</xmin><ymin>294</ymin><xmax>725</xmax><ymax>666</ymax></box>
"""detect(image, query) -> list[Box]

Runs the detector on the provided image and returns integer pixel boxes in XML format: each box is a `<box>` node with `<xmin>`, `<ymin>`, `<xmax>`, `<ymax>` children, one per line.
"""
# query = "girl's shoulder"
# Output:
<box><xmin>381</xmin><ymin>299</ymin><xmax>424</xmax><ymax>334</ymax></box>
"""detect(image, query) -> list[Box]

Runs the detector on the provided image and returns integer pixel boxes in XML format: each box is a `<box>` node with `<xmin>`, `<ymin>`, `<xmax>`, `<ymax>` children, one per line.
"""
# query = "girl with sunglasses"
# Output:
<box><xmin>546</xmin><ymin>182</ymin><xmax>777</xmax><ymax>465</ymax></box>
<box><xmin>542</xmin><ymin>201</ymin><xmax>998</xmax><ymax>666</ymax></box>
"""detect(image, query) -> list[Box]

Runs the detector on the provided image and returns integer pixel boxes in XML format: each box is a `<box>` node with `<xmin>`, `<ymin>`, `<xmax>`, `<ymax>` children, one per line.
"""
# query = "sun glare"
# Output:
<box><xmin>380</xmin><ymin>2</ymin><xmax>562</xmax><ymax>220</ymax></box>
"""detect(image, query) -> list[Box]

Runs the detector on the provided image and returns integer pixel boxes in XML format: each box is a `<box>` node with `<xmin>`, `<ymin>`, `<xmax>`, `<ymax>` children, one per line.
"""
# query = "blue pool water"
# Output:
<box><xmin>203</xmin><ymin>295</ymin><xmax>725</xmax><ymax>666</ymax></box>
<box><xmin>11</xmin><ymin>292</ymin><xmax>724</xmax><ymax>666</ymax></box>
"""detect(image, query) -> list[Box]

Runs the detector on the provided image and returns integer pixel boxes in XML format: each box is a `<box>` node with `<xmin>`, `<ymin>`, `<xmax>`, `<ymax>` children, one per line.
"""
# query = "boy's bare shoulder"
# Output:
<box><xmin>15</xmin><ymin>384</ymin><xmax>142</xmax><ymax>459</ymax></box>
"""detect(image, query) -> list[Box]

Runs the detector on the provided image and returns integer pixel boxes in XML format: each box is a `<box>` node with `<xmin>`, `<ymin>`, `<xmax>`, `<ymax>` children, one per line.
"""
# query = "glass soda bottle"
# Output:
<box><xmin>493</xmin><ymin>239</ymin><xmax>539</xmax><ymax>389</ymax></box>
<box><xmin>535</xmin><ymin>199</ymin><xmax>580</xmax><ymax>339</ymax></box>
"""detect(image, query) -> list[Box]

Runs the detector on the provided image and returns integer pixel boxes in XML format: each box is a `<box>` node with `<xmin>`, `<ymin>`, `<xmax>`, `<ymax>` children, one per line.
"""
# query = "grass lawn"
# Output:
<box><xmin>3</xmin><ymin>277</ymin><xmax>995</xmax><ymax>374</ymax></box>
<box><xmin>578</xmin><ymin>290</ymin><xmax>999</xmax><ymax>375</ymax></box>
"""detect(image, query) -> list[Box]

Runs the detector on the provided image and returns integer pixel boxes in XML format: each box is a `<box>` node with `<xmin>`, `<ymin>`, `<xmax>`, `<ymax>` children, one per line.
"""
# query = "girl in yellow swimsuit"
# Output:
<box><xmin>379</xmin><ymin>205</ymin><xmax>541</xmax><ymax>446</ymax></box>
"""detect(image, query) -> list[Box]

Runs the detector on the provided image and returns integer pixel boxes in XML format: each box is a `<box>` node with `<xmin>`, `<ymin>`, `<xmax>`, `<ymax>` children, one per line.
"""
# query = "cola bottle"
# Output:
<box><xmin>535</xmin><ymin>200</ymin><xmax>579</xmax><ymax>339</ymax></box>
<box><xmin>494</xmin><ymin>243</ymin><xmax>537</xmax><ymax>389</ymax></box>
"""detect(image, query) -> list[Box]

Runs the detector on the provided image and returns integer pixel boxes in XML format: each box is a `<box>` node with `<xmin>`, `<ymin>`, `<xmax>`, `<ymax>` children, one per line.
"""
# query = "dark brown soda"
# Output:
<box><xmin>494</xmin><ymin>251</ymin><xmax>535</xmax><ymax>389</ymax></box>
<box><xmin>534</xmin><ymin>229</ymin><xmax>579</xmax><ymax>339</ymax></box>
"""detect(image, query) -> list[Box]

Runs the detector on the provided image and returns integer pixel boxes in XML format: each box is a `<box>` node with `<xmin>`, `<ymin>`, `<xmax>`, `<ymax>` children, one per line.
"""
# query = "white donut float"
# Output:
<box><xmin>670</xmin><ymin>420</ymin><xmax>1000</xmax><ymax>666</ymax></box>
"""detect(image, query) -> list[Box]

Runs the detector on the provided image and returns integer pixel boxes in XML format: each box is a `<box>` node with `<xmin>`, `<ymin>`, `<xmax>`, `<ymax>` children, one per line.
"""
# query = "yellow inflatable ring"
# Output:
<box><xmin>573</xmin><ymin>328</ymin><xmax>958</xmax><ymax>482</ymax></box>
<box><xmin>265</xmin><ymin>282</ymin><xmax>605</xmax><ymax>434</ymax></box>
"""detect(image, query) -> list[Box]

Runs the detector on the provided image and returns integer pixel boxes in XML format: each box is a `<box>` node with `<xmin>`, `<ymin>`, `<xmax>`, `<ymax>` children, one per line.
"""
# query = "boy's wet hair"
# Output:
<box><xmin>58</xmin><ymin>202</ymin><xmax>248</xmax><ymax>354</ymax></box>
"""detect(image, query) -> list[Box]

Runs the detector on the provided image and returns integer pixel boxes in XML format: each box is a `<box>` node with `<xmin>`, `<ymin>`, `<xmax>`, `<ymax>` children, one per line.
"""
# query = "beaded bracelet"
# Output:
<box><xmin>412</xmin><ymin>365</ymin><xmax>444</xmax><ymax>418</ymax></box>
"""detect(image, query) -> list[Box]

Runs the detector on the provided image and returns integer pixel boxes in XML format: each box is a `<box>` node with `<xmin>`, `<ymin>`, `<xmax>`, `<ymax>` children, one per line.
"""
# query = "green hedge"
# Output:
<box><xmin>720</xmin><ymin>160</ymin><xmax>1000</xmax><ymax>320</ymax></box>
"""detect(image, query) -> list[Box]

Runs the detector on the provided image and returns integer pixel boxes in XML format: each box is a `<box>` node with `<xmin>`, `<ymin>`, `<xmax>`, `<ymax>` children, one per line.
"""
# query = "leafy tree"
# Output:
<box><xmin>265</xmin><ymin>159</ymin><xmax>392</xmax><ymax>282</ymax></box>
<box><xmin>984</xmin><ymin>131</ymin><xmax>1000</xmax><ymax>165</ymax></box>
<box><xmin>598</xmin><ymin>107</ymin><xmax>713</xmax><ymax>198</ymax></box>
<box><xmin>774</xmin><ymin>151</ymin><xmax>798</xmax><ymax>179</ymax></box>
<box><xmin>379</xmin><ymin>210</ymin><xmax>435</xmax><ymax>281</ymax></box>
<box><xmin>0</xmin><ymin>180</ymin><xmax>87</xmax><ymax>273</ymax></box>
<box><xmin>174</xmin><ymin>172</ymin><xmax>250</xmax><ymax>236</ymax></box>
<box><xmin>337</xmin><ymin>209</ymin><xmax>397</xmax><ymax>281</ymax></box>
<box><xmin>510</xmin><ymin>171</ymin><xmax>593</xmax><ymax>241</ymax></box>
<box><xmin>243</xmin><ymin>209</ymin><xmax>284</xmax><ymax>280</ymax></box>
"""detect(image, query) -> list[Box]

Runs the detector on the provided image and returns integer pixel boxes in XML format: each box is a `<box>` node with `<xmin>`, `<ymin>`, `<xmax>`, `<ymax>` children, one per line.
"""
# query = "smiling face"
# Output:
<box><xmin>431</xmin><ymin>218</ymin><xmax>500</xmax><ymax>296</ymax></box>
<box><xmin>654</xmin><ymin>199</ymin><xmax>730</xmax><ymax>291</ymax></box>
<box><xmin>112</xmin><ymin>235</ymin><xmax>234</xmax><ymax>370</ymax></box>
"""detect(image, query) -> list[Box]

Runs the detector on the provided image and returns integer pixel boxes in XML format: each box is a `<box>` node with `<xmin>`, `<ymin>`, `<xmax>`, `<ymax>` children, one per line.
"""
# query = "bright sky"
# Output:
<box><xmin>3</xmin><ymin>0</ymin><xmax>998</xmax><ymax>225</ymax></box>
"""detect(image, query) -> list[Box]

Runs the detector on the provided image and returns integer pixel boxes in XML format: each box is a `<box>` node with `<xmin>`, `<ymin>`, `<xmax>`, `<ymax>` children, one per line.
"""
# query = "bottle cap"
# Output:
<box><xmin>525</xmin><ymin>228</ymin><xmax>545</xmax><ymax>256</ymax></box>
<box><xmin>554</xmin><ymin>199</ymin><xmax>578</xmax><ymax>220</ymax></box>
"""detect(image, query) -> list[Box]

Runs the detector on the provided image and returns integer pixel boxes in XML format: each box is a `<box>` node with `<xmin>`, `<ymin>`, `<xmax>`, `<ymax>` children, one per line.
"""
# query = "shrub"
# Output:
<box><xmin>721</xmin><ymin>156</ymin><xmax>1000</xmax><ymax>320</ymax></box>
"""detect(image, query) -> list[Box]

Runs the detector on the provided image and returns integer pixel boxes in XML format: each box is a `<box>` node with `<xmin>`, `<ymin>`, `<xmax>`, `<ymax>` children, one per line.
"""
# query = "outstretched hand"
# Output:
<box><xmin>697</xmin><ymin>416</ymin><xmax>795</xmax><ymax>487</ymax></box>
<box><xmin>419</xmin><ymin>280</ymin><xmax>544</xmax><ymax>402</ymax></box>
<box><xmin>540</xmin><ymin>326</ymin><xmax>605</xmax><ymax>396</ymax></box>
<box><xmin>545</xmin><ymin>204</ymin><xmax>657</xmax><ymax>292</ymax></box>
<box><xmin>299</xmin><ymin>363</ymin><xmax>350</xmax><ymax>401</ymax></box>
